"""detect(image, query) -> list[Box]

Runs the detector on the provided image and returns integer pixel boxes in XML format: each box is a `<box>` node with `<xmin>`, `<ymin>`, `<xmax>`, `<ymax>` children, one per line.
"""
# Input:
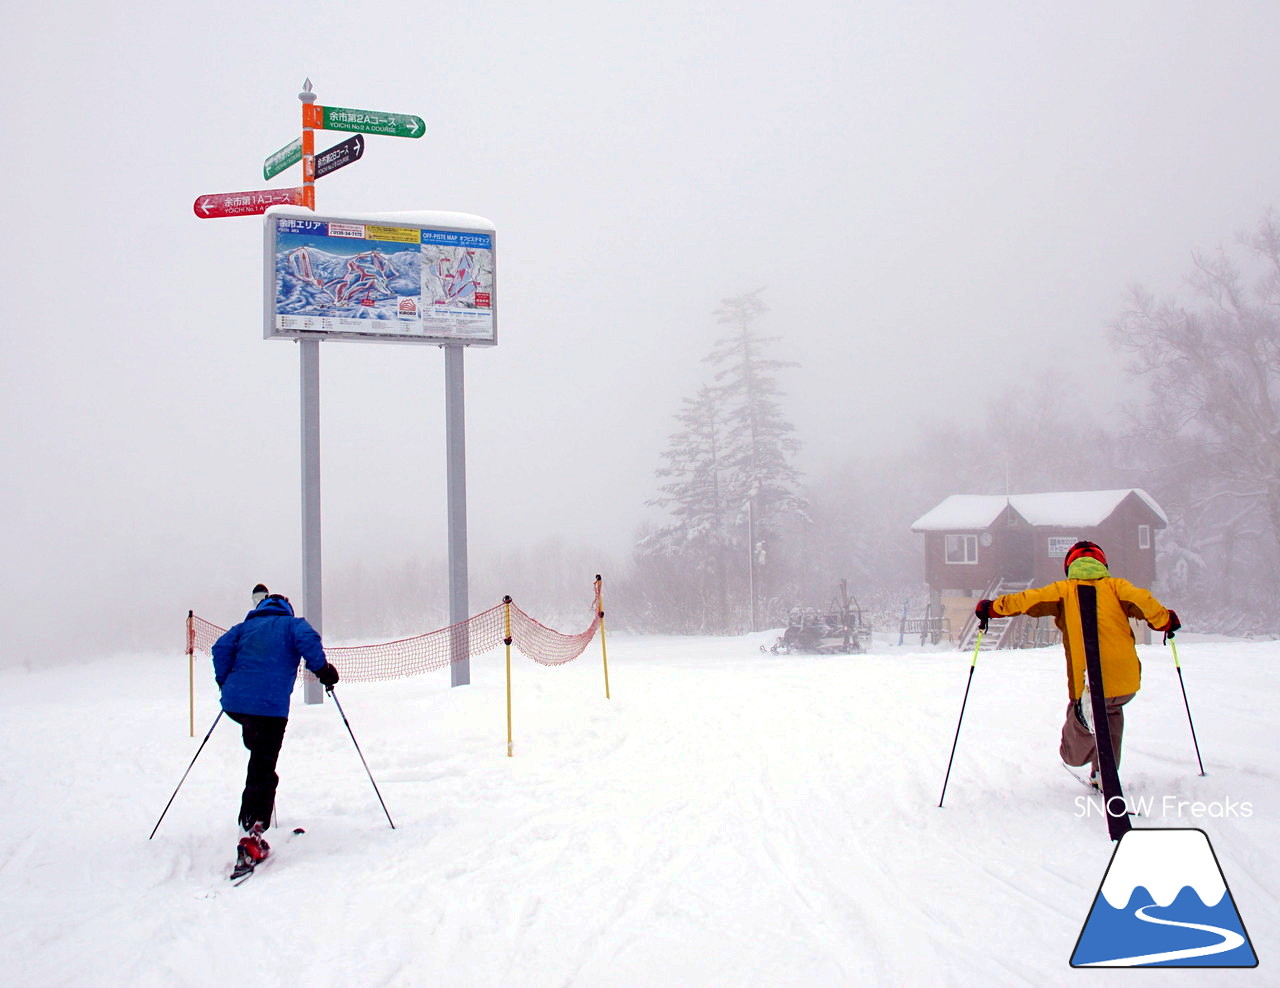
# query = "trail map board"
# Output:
<box><xmin>264</xmin><ymin>207</ymin><xmax>496</xmax><ymax>345</ymax></box>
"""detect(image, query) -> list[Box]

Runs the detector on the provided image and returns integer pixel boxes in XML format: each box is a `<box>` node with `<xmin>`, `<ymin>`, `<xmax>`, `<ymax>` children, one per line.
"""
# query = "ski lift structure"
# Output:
<box><xmin>762</xmin><ymin>580</ymin><xmax>872</xmax><ymax>655</ymax></box>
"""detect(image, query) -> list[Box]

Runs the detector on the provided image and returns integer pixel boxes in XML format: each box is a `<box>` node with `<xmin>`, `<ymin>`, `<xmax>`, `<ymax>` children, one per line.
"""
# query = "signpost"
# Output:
<box><xmin>314</xmin><ymin>135</ymin><xmax>365</xmax><ymax>179</ymax></box>
<box><xmin>264</xmin><ymin>138</ymin><xmax>302</xmax><ymax>180</ymax></box>
<box><xmin>265</xmin><ymin>134</ymin><xmax>364</xmax><ymax>181</ymax></box>
<box><xmin>194</xmin><ymin>187</ymin><xmax>304</xmax><ymax>218</ymax></box>
<box><xmin>304</xmin><ymin>103</ymin><xmax>426</xmax><ymax>138</ymax></box>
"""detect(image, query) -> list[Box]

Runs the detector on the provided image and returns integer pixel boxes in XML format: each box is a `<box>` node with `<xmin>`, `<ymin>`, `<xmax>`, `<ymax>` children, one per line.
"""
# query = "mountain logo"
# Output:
<box><xmin>1071</xmin><ymin>828</ymin><xmax>1258</xmax><ymax>968</ymax></box>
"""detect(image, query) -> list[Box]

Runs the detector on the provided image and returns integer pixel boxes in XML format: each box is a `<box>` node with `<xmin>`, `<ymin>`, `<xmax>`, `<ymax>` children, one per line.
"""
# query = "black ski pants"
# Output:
<box><xmin>226</xmin><ymin>711</ymin><xmax>288</xmax><ymax>832</ymax></box>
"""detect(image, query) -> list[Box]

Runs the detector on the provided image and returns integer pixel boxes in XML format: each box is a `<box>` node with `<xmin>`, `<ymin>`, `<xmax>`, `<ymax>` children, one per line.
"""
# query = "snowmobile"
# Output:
<box><xmin>762</xmin><ymin>581</ymin><xmax>871</xmax><ymax>655</ymax></box>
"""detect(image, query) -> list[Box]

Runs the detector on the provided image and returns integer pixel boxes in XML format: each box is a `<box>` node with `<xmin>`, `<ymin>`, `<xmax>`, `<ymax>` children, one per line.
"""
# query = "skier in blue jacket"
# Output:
<box><xmin>212</xmin><ymin>584</ymin><xmax>339</xmax><ymax>870</ymax></box>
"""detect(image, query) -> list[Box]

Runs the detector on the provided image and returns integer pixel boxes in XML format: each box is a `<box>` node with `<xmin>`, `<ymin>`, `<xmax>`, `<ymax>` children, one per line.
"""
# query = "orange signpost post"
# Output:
<box><xmin>300</xmin><ymin>82</ymin><xmax>317</xmax><ymax>210</ymax></box>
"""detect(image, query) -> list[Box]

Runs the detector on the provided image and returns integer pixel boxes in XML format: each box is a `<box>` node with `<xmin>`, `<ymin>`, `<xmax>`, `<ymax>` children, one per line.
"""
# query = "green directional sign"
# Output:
<box><xmin>264</xmin><ymin>137</ymin><xmax>302</xmax><ymax>180</ymax></box>
<box><xmin>309</xmin><ymin>103</ymin><xmax>425</xmax><ymax>138</ymax></box>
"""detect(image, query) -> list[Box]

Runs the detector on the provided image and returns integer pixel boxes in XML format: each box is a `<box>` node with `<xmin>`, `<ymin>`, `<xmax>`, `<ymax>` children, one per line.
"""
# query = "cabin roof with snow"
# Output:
<box><xmin>910</xmin><ymin>489</ymin><xmax>1168</xmax><ymax>532</ymax></box>
<box><xmin>909</xmin><ymin>487</ymin><xmax>1168</xmax><ymax>610</ymax></box>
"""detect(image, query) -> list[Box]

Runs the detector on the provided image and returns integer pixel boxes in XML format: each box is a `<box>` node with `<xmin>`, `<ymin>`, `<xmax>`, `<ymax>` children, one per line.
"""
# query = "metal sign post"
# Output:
<box><xmin>445</xmin><ymin>345</ymin><xmax>470</xmax><ymax>685</ymax></box>
<box><xmin>297</xmin><ymin>82</ymin><xmax>323</xmax><ymax>703</ymax></box>
<box><xmin>300</xmin><ymin>336</ymin><xmax>324</xmax><ymax>703</ymax></box>
<box><xmin>263</xmin><ymin>204</ymin><xmax>496</xmax><ymax>693</ymax></box>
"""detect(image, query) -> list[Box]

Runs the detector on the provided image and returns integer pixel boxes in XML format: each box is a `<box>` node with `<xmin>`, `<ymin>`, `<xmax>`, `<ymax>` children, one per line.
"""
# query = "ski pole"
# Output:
<box><xmin>938</xmin><ymin>629</ymin><xmax>983</xmax><ymax>808</ymax></box>
<box><xmin>327</xmin><ymin>687</ymin><xmax>396</xmax><ymax>829</ymax></box>
<box><xmin>1169</xmin><ymin>637</ymin><xmax>1206</xmax><ymax>776</ymax></box>
<box><xmin>149</xmin><ymin>709</ymin><xmax>224</xmax><ymax>839</ymax></box>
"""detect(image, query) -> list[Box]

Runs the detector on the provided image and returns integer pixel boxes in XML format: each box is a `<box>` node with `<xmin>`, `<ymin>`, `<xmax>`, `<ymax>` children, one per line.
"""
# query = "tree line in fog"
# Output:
<box><xmin>619</xmin><ymin>210</ymin><xmax>1280</xmax><ymax>638</ymax></box>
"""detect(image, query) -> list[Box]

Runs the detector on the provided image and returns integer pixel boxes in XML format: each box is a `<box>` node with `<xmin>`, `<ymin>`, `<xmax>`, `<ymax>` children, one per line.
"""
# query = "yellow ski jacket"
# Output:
<box><xmin>992</xmin><ymin>577</ymin><xmax>1172</xmax><ymax>699</ymax></box>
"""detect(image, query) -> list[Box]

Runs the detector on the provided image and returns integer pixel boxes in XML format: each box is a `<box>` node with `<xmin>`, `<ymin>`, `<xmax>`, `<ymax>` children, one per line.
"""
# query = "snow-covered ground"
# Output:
<box><xmin>1</xmin><ymin>631</ymin><xmax>1274</xmax><ymax>985</ymax></box>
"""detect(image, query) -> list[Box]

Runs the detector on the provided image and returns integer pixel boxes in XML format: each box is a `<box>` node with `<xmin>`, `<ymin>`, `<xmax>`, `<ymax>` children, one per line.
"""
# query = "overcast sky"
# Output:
<box><xmin>3</xmin><ymin>2</ymin><xmax>1278</xmax><ymax>663</ymax></box>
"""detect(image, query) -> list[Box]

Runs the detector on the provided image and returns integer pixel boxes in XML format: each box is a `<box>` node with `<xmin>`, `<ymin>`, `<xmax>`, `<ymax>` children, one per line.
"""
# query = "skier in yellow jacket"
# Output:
<box><xmin>974</xmin><ymin>541</ymin><xmax>1180</xmax><ymax>784</ymax></box>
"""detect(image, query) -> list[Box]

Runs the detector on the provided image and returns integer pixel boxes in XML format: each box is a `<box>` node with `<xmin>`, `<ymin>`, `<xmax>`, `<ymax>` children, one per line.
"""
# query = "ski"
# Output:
<box><xmin>1062</xmin><ymin>762</ymin><xmax>1141</xmax><ymax>815</ymax></box>
<box><xmin>1077</xmin><ymin>585</ymin><xmax>1132</xmax><ymax>840</ymax></box>
<box><xmin>1062</xmin><ymin>760</ymin><xmax>1099</xmax><ymax>792</ymax></box>
<box><xmin>229</xmin><ymin>855</ymin><xmax>267</xmax><ymax>885</ymax></box>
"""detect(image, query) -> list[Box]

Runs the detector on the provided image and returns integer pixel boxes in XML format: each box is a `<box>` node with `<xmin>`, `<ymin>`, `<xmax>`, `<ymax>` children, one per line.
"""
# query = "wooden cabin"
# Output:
<box><xmin>910</xmin><ymin>489</ymin><xmax>1167</xmax><ymax>648</ymax></box>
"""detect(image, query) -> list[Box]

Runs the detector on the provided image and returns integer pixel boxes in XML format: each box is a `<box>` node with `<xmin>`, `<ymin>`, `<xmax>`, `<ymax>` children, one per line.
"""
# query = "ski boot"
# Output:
<box><xmin>231</xmin><ymin>823</ymin><xmax>271</xmax><ymax>879</ymax></box>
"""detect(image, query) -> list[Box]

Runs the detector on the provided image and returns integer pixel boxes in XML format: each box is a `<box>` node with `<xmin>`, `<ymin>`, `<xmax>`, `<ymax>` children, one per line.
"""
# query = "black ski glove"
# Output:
<box><xmin>974</xmin><ymin>599</ymin><xmax>995</xmax><ymax>632</ymax></box>
<box><xmin>1162</xmin><ymin>609</ymin><xmax>1181</xmax><ymax>644</ymax></box>
<box><xmin>316</xmin><ymin>662</ymin><xmax>340</xmax><ymax>688</ymax></box>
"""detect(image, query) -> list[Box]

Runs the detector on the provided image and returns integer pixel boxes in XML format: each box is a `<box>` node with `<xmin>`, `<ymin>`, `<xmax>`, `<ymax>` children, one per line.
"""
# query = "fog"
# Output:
<box><xmin>3</xmin><ymin>2</ymin><xmax>1277</xmax><ymax>664</ymax></box>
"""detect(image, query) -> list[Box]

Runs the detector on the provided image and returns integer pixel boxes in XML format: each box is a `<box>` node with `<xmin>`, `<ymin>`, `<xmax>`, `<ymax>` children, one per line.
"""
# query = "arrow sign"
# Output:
<box><xmin>264</xmin><ymin>137</ymin><xmax>302</xmax><ymax>180</ymax></box>
<box><xmin>314</xmin><ymin>134</ymin><xmax>365</xmax><ymax>179</ymax></box>
<box><xmin>193</xmin><ymin>186</ymin><xmax>305</xmax><ymax>219</ymax></box>
<box><xmin>304</xmin><ymin>102</ymin><xmax>425</xmax><ymax>138</ymax></box>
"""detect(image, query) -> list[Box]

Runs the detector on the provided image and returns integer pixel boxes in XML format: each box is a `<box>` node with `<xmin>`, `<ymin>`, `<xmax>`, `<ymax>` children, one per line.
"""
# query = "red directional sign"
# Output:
<box><xmin>193</xmin><ymin>187</ymin><xmax>305</xmax><ymax>219</ymax></box>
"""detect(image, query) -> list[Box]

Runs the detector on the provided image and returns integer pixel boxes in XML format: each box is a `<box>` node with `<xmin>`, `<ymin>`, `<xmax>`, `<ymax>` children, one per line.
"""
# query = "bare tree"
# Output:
<box><xmin>1112</xmin><ymin>209</ymin><xmax>1280</xmax><ymax>623</ymax></box>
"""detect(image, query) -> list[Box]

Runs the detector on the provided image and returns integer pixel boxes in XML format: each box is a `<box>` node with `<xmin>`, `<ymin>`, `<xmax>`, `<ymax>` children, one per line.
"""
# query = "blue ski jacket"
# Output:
<box><xmin>211</xmin><ymin>596</ymin><xmax>328</xmax><ymax>718</ymax></box>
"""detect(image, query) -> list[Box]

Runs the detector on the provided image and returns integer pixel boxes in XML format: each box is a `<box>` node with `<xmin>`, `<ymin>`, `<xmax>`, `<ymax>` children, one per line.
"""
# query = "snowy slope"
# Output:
<box><xmin>1</xmin><ymin>633</ymin><xmax>1275</xmax><ymax>985</ymax></box>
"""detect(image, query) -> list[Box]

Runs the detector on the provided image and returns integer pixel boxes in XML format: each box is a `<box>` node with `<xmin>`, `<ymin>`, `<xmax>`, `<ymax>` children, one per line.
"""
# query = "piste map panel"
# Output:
<box><xmin>267</xmin><ymin>216</ymin><xmax>495</xmax><ymax>344</ymax></box>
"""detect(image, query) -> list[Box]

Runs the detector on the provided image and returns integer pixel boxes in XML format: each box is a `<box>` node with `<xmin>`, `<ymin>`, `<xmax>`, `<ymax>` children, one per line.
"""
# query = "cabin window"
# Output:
<box><xmin>945</xmin><ymin>534</ymin><xmax>978</xmax><ymax>564</ymax></box>
<box><xmin>1138</xmin><ymin>524</ymin><xmax>1150</xmax><ymax>549</ymax></box>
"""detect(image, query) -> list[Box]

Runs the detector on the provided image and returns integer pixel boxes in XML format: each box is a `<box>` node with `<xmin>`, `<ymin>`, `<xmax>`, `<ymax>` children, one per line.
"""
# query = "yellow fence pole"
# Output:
<box><xmin>186</xmin><ymin>610</ymin><xmax>195</xmax><ymax>738</ymax></box>
<box><xmin>503</xmin><ymin>596</ymin><xmax>514</xmax><ymax>757</ymax></box>
<box><xmin>596</xmin><ymin>574</ymin><xmax>611</xmax><ymax>700</ymax></box>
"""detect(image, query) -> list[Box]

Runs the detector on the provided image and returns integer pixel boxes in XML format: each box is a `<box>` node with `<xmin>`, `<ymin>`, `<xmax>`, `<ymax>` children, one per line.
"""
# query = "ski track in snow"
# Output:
<box><xmin>0</xmin><ymin>633</ymin><xmax>1274</xmax><ymax>985</ymax></box>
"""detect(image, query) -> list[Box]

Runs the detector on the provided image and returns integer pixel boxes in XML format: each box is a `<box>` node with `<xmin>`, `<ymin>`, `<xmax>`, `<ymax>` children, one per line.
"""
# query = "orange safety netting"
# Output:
<box><xmin>509</xmin><ymin>605</ymin><xmax>601</xmax><ymax>666</ymax></box>
<box><xmin>187</xmin><ymin>596</ymin><xmax>602</xmax><ymax>683</ymax></box>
